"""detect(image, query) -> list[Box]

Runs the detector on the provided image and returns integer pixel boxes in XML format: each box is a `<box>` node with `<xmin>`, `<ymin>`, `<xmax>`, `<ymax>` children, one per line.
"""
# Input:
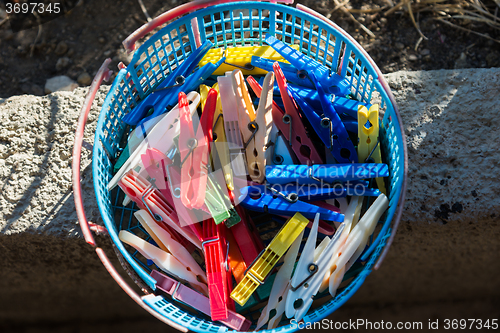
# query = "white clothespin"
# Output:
<box><xmin>319</xmin><ymin>196</ymin><xmax>363</xmax><ymax>293</ymax></box>
<box><xmin>134</xmin><ymin>210</ymin><xmax>206</xmax><ymax>283</ymax></box>
<box><xmin>256</xmin><ymin>229</ymin><xmax>304</xmax><ymax>330</ymax></box>
<box><xmin>232</xmin><ymin>70</ymin><xmax>274</xmax><ymax>183</ymax></box>
<box><xmin>108</xmin><ymin>91</ymin><xmax>200</xmax><ymax>190</ymax></box>
<box><xmin>326</xmin><ymin>194</ymin><xmax>388</xmax><ymax>297</ymax></box>
<box><xmin>217</xmin><ymin>72</ymin><xmax>247</xmax><ymax>180</ymax></box>
<box><xmin>285</xmin><ymin>214</ymin><xmax>345</xmax><ymax>321</ymax></box>
<box><xmin>118</xmin><ymin>230</ymin><xmax>208</xmax><ymax>296</ymax></box>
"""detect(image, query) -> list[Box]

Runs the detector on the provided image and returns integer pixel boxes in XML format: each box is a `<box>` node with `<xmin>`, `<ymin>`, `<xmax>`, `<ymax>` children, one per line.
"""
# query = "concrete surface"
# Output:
<box><xmin>0</xmin><ymin>68</ymin><xmax>499</xmax><ymax>332</ymax></box>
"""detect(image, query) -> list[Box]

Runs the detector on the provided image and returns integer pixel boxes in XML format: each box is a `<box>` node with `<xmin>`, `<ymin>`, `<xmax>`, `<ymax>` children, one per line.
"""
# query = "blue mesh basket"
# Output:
<box><xmin>91</xmin><ymin>1</ymin><xmax>407</xmax><ymax>332</ymax></box>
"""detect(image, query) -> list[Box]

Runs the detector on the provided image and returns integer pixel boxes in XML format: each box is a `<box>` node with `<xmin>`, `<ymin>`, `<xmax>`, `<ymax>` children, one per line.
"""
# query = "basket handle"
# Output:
<box><xmin>123</xmin><ymin>0</ymin><xmax>294</xmax><ymax>52</ymax></box>
<box><xmin>72</xmin><ymin>58</ymin><xmax>113</xmax><ymax>247</ymax></box>
<box><xmin>71</xmin><ymin>59</ymin><xmax>189</xmax><ymax>333</ymax></box>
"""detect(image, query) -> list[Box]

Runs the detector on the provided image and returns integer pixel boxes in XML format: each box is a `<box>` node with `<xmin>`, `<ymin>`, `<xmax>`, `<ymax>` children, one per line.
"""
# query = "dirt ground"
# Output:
<box><xmin>0</xmin><ymin>0</ymin><xmax>499</xmax><ymax>98</ymax></box>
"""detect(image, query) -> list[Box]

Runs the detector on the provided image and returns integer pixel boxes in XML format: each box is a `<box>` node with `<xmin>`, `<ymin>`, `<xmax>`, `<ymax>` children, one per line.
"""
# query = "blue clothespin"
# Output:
<box><xmin>136</xmin><ymin>59</ymin><xmax>225</xmax><ymax>128</ymax></box>
<box><xmin>272</xmin><ymin>183</ymin><xmax>380</xmax><ymax>199</ymax></box>
<box><xmin>264</xmin><ymin>34</ymin><xmax>350</xmax><ymax>96</ymax></box>
<box><xmin>123</xmin><ymin>40</ymin><xmax>216</xmax><ymax>126</ymax></box>
<box><xmin>265</xmin><ymin>164</ymin><xmax>389</xmax><ymax>185</ymax></box>
<box><xmin>312</xmin><ymin>74</ymin><xmax>358</xmax><ymax>163</ymax></box>
<box><xmin>238</xmin><ymin>185</ymin><xmax>345</xmax><ymax>222</ymax></box>
<box><xmin>251</xmin><ymin>57</ymin><xmax>315</xmax><ymax>89</ymax></box>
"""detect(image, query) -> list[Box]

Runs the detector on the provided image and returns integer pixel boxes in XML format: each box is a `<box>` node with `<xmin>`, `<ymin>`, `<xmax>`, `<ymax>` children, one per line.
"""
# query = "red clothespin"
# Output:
<box><xmin>178</xmin><ymin>90</ymin><xmax>216</xmax><ymax>209</ymax></box>
<box><xmin>226</xmin><ymin>190</ymin><xmax>263</xmax><ymax>266</ymax></box>
<box><xmin>141</xmin><ymin>148</ymin><xmax>204</xmax><ymax>241</ymax></box>
<box><xmin>151</xmin><ymin>270</ymin><xmax>251</xmax><ymax>331</ymax></box>
<box><xmin>247</xmin><ymin>71</ymin><xmax>323</xmax><ymax>165</ymax></box>
<box><xmin>273</xmin><ymin>62</ymin><xmax>323</xmax><ymax>165</ymax></box>
<box><xmin>202</xmin><ymin>218</ymin><xmax>232</xmax><ymax>321</ymax></box>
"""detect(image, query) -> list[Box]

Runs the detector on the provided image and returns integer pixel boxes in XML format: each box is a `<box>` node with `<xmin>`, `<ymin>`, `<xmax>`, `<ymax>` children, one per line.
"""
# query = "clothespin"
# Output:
<box><xmin>202</xmin><ymin>219</ymin><xmax>232</xmax><ymax>321</ymax></box>
<box><xmin>201</xmin><ymin>83</ymin><xmax>231</xmax><ymax>186</ymax></box>
<box><xmin>265</xmin><ymin>163</ymin><xmax>389</xmax><ymax>185</ymax></box>
<box><xmin>141</xmin><ymin>148</ymin><xmax>205</xmax><ymax>237</ymax></box>
<box><xmin>151</xmin><ymin>270</ymin><xmax>251</xmax><ymax>331</ymax></box>
<box><xmin>238</xmin><ymin>185</ymin><xmax>345</xmax><ymax>222</ymax></box>
<box><xmin>251</xmin><ymin>57</ymin><xmax>315</xmax><ymax>89</ymax></box>
<box><xmin>118</xmin><ymin>170</ymin><xmax>202</xmax><ymax>249</ymax></box>
<box><xmin>118</xmin><ymin>230</ymin><xmax>208</xmax><ymax>295</ymax></box>
<box><xmin>358</xmin><ymin>104</ymin><xmax>387</xmax><ymax>194</ymax></box>
<box><xmin>123</xmin><ymin>40</ymin><xmax>213</xmax><ymax>126</ymax></box>
<box><xmin>256</xmin><ymin>230</ymin><xmax>303</xmax><ymax>330</ymax></box>
<box><xmin>233</xmin><ymin>70</ymin><xmax>274</xmax><ymax>183</ymax></box>
<box><xmin>199</xmin><ymin>45</ymin><xmax>299</xmax><ymax>76</ymax></box>
<box><xmin>246</xmin><ymin>78</ymin><xmax>296</xmax><ymax>167</ymax></box>
<box><xmin>108</xmin><ymin>91</ymin><xmax>200</xmax><ymax>191</ymax></box>
<box><xmin>319</xmin><ymin>196</ymin><xmax>363</xmax><ymax>293</ymax></box>
<box><xmin>314</xmin><ymin>74</ymin><xmax>357</xmax><ymax>163</ymax></box>
<box><xmin>206</xmin><ymin>83</ymin><xmax>235</xmax><ymax>190</ymax></box>
<box><xmin>325</xmin><ymin>194</ymin><xmax>388</xmax><ymax>297</ymax></box>
<box><xmin>285</xmin><ymin>214</ymin><xmax>345</xmax><ymax>321</ymax></box>
<box><xmin>230</xmin><ymin>213</ymin><xmax>309</xmax><ymax>306</ymax></box>
<box><xmin>273</xmin><ymin>62</ymin><xmax>324</xmax><ymax>165</ymax></box>
<box><xmin>264</xmin><ymin>78</ymin><xmax>367</xmax><ymax>120</ymax></box>
<box><xmin>217</xmin><ymin>72</ymin><xmax>247</xmax><ymax>180</ymax></box>
<box><xmin>134</xmin><ymin>209</ymin><xmax>206</xmax><ymax>284</ymax></box>
<box><xmin>265</xmin><ymin>34</ymin><xmax>350</xmax><ymax>96</ymax></box>
<box><xmin>178</xmin><ymin>91</ymin><xmax>214</xmax><ymax>209</ymax></box>
<box><xmin>180</xmin><ymin>89</ymin><xmax>238</xmax><ymax>225</ymax></box>
<box><xmin>247</xmin><ymin>71</ymin><xmax>322</xmax><ymax>166</ymax></box>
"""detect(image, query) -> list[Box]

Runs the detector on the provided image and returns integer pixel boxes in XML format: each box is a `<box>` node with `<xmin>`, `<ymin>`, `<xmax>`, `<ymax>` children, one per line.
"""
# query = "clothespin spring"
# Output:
<box><xmin>212</xmin><ymin>113</ymin><xmax>223</xmax><ymax>136</ymax></box>
<box><xmin>364</xmin><ymin>138</ymin><xmax>380</xmax><ymax>163</ymax></box>
<box><xmin>266</xmin><ymin>186</ymin><xmax>298</xmax><ymax>203</ymax></box>
<box><xmin>171</xmin><ymin>281</ymin><xmax>192</xmax><ymax>308</ymax></box>
<box><xmin>202</xmin><ymin>237</ymin><xmax>230</xmax><ymax>272</ymax></box>
<box><xmin>307</xmin><ymin>167</ymin><xmax>343</xmax><ymax>188</ymax></box>
<box><xmin>243</xmin><ymin>122</ymin><xmax>259</xmax><ymax>149</ymax></box>
<box><xmin>180</xmin><ymin>138</ymin><xmax>198</xmax><ymax>166</ymax></box>
<box><xmin>290</xmin><ymin>263</ymin><xmax>318</xmax><ymax>292</ymax></box>
<box><xmin>223</xmin><ymin>49</ymin><xmax>255</xmax><ymax>71</ymax></box>
<box><xmin>153</xmin><ymin>75</ymin><xmax>186</xmax><ymax>92</ymax></box>
<box><xmin>141</xmin><ymin>183</ymin><xmax>163</xmax><ymax>222</ymax></box>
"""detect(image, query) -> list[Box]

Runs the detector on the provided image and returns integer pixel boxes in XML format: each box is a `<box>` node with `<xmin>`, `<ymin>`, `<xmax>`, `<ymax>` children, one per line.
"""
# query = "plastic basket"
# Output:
<box><xmin>72</xmin><ymin>1</ymin><xmax>408</xmax><ymax>332</ymax></box>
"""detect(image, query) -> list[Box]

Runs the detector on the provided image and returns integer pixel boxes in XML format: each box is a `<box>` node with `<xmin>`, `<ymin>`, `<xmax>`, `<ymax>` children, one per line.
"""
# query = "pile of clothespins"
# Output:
<box><xmin>108</xmin><ymin>33</ymin><xmax>390</xmax><ymax>331</ymax></box>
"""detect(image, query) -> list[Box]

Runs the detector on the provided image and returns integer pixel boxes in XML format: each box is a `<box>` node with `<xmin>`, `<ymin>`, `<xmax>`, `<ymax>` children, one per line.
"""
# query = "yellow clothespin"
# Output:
<box><xmin>230</xmin><ymin>212</ymin><xmax>309</xmax><ymax>306</ymax></box>
<box><xmin>199</xmin><ymin>45</ymin><xmax>299</xmax><ymax>76</ymax></box>
<box><xmin>232</xmin><ymin>70</ymin><xmax>274</xmax><ymax>183</ymax></box>
<box><xmin>201</xmin><ymin>83</ymin><xmax>234</xmax><ymax>190</ymax></box>
<box><xmin>357</xmin><ymin>104</ymin><xmax>387</xmax><ymax>194</ymax></box>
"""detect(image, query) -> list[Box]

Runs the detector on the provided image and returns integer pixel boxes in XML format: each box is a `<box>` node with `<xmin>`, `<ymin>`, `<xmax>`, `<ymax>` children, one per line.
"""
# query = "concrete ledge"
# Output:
<box><xmin>0</xmin><ymin>68</ymin><xmax>499</xmax><ymax>331</ymax></box>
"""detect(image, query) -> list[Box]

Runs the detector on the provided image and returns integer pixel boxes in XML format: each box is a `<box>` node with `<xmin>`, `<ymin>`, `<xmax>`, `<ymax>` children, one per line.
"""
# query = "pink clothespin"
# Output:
<box><xmin>118</xmin><ymin>170</ymin><xmax>202</xmax><ymax>250</ymax></box>
<box><xmin>151</xmin><ymin>270</ymin><xmax>251</xmax><ymax>331</ymax></box>
<box><xmin>178</xmin><ymin>90</ymin><xmax>216</xmax><ymax>209</ymax></box>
